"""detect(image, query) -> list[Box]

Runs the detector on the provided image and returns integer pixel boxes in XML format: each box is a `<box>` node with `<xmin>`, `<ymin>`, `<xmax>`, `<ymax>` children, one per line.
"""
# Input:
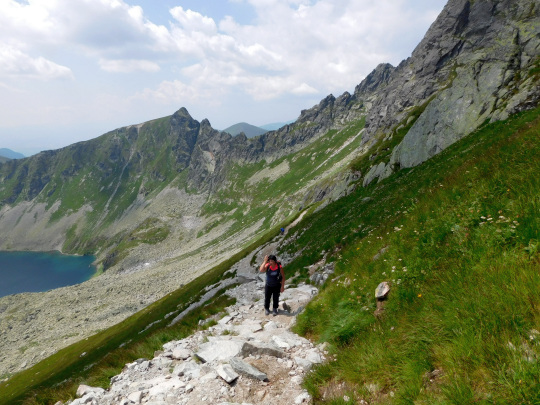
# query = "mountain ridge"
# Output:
<box><xmin>0</xmin><ymin>148</ymin><xmax>24</xmax><ymax>160</ymax></box>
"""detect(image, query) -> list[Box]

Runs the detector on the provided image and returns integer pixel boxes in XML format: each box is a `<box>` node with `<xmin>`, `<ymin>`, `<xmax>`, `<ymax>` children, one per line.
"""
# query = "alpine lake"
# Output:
<box><xmin>0</xmin><ymin>251</ymin><xmax>96</xmax><ymax>298</ymax></box>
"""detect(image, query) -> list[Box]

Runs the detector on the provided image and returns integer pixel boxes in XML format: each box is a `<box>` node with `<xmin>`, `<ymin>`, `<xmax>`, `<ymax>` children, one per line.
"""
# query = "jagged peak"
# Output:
<box><xmin>298</xmin><ymin>94</ymin><xmax>335</xmax><ymax>120</ymax></box>
<box><xmin>354</xmin><ymin>63</ymin><xmax>395</xmax><ymax>96</ymax></box>
<box><xmin>172</xmin><ymin>107</ymin><xmax>194</xmax><ymax>121</ymax></box>
<box><xmin>200</xmin><ymin>118</ymin><xmax>212</xmax><ymax>128</ymax></box>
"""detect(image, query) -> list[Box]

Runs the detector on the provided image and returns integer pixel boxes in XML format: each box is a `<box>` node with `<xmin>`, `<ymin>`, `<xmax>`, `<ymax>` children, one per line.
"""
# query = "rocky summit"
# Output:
<box><xmin>63</xmin><ymin>281</ymin><xmax>323</xmax><ymax>405</ymax></box>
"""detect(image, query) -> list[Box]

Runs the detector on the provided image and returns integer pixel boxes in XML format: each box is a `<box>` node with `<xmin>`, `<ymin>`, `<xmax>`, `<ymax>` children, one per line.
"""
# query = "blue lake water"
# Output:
<box><xmin>0</xmin><ymin>251</ymin><xmax>96</xmax><ymax>298</ymax></box>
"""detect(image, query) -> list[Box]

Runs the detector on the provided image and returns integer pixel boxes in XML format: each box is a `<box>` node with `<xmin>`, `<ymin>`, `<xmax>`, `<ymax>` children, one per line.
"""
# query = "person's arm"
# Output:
<box><xmin>259</xmin><ymin>255</ymin><xmax>268</xmax><ymax>272</ymax></box>
<box><xmin>280</xmin><ymin>265</ymin><xmax>286</xmax><ymax>292</ymax></box>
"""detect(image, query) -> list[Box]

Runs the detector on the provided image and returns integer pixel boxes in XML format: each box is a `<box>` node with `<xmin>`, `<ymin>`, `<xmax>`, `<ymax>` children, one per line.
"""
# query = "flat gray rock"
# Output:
<box><xmin>215</xmin><ymin>363</ymin><xmax>239</xmax><ymax>384</ymax></box>
<box><xmin>171</xmin><ymin>348</ymin><xmax>191</xmax><ymax>360</ymax></box>
<box><xmin>76</xmin><ymin>384</ymin><xmax>105</xmax><ymax>397</ymax></box>
<box><xmin>173</xmin><ymin>360</ymin><xmax>200</xmax><ymax>378</ymax></box>
<box><xmin>196</xmin><ymin>340</ymin><xmax>244</xmax><ymax>363</ymax></box>
<box><xmin>240</xmin><ymin>341</ymin><xmax>286</xmax><ymax>359</ymax></box>
<box><xmin>232</xmin><ymin>320</ymin><xmax>262</xmax><ymax>336</ymax></box>
<box><xmin>127</xmin><ymin>391</ymin><xmax>143</xmax><ymax>404</ymax></box>
<box><xmin>293</xmin><ymin>356</ymin><xmax>313</xmax><ymax>370</ymax></box>
<box><xmin>229</xmin><ymin>357</ymin><xmax>269</xmax><ymax>382</ymax></box>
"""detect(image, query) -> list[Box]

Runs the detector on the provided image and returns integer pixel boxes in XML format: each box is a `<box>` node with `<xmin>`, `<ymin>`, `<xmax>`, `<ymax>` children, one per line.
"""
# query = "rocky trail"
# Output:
<box><xmin>65</xmin><ymin>280</ymin><xmax>324</xmax><ymax>405</ymax></box>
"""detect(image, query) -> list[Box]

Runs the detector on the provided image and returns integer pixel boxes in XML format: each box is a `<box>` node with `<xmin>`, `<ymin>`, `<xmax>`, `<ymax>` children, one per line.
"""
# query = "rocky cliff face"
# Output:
<box><xmin>357</xmin><ymin>0</ymin><xmax>540</xmax><ymax>184</ymax></box>
<box><xmin>1</xmin><ymin>0</ymin><xmax>537</xmax><ymax>253</ymax></box>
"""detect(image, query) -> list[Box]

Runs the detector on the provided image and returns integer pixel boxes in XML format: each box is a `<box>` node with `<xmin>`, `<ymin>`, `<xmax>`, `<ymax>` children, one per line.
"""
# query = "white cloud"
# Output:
<box><xmin>99</xmin><ymin>59</ymin><xmax>160</xmax><ymax>73</ymax></box>
<box><xmin>0</xmin><ymin>44</ymin><xmax>73</xmax><ymax>80</ymax></box>
<box><xmin>170</xmin><ymin>6</ymin><xmax>217</xmax><ymax>34</ymax></box>
<box><xmin>140</xmin><ymin>0</ymin><xmax>447</xmax><ymax>106</ymax></box>
<box><xmin>0</xmin><ymin>0</ymin><xmax>448</xmax><ymax>151</ymax></box>
<box><xmin>135</xmin><ymin>79</ymin><xmax>221</xmax><ymax>107</ymax></box>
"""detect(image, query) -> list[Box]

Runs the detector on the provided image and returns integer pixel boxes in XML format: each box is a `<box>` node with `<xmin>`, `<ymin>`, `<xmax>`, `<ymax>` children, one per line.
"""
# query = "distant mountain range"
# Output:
<box><xmin>222</xmin><ymin>121</ymin><xmax>293</xmax><ymax>138</ymax></box>
<box><xmin>0</xmin><ymin>148</ymin><xmax>24</xmax><ymax>161</ymax></box>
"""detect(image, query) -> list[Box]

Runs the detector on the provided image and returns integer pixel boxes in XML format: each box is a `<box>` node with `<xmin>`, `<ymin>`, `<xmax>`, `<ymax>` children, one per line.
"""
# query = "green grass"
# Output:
<box><xmin>0</xmin><ymin>116</ymin><xmax>196</xmax><ymax>257</ymax></box>
<box><xmin>289</xmin><ymin>106</ymin><xmax>540</xmax><ymax>403</ymax></box>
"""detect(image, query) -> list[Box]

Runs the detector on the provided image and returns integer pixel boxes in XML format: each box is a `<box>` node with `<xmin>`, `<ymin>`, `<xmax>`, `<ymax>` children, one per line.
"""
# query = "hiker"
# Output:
<box><xmin>280</xmin><ymin>227</ymin><xmax>285</xmax><ymax>235</ymax></box>
<box><xmin>259</xmin><ymin>254</ymin><xmax>285</xmax><ymax>316</ymax></box>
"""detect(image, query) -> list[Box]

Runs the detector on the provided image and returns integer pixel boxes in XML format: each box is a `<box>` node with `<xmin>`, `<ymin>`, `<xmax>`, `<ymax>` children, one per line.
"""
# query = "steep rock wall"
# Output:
<box><xmin>359</xmin><ymin>0</ymin><xmax>540</xmax><ymax>184</ymax></box>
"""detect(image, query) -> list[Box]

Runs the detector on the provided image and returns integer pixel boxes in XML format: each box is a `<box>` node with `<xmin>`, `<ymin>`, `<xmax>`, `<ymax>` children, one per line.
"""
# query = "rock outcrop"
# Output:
<box><xmin>358</xmin><ymin>0</ymin><xmax>540</xmax><ymax>184</ymax></box>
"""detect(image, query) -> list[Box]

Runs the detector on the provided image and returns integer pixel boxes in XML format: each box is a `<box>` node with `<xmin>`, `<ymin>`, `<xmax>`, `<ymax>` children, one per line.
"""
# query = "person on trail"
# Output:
<box><xmin>259</xmin><ymin>254</ymin><xmax>285</xmax><ymax>316</ymax></box>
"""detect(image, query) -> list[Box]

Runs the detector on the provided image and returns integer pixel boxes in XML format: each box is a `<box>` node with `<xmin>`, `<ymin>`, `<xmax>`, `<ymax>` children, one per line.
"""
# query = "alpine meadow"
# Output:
<box><xmin>0</xmin><ymin>0</ymin><xmax>539</xmax><ymax>404</ymax></box>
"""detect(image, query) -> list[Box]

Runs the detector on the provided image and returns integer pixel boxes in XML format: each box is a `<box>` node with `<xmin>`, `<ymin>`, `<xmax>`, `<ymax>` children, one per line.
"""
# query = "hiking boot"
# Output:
<box><xmin>273</xmin><ymin>308</ymin><xmax>278</xmax><ymax>316</ymax></box>
<box><xmin>265</xmin><ymin>308</ymin><xmax>270</xmax><ymax>315</ymax></box>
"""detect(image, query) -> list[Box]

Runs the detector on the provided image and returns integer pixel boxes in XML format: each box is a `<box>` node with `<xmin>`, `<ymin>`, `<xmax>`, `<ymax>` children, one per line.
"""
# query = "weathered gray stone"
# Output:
<box><xmin>305</xmin><ymin>349</ymin><xmax>322</xmax><ymax>364</ymax></box>
<box><xmin>127</xmin><ymin>391</ymin><xmax>143</xmax><ymax>404</ymax></box>
<box><xmin>263</xmin><ymin>321</ymin><xmax>278</xmax><ymax>331</ymax></box>
<box><xmin>218</xmin><ymin>315</ymin><xmax>233</xmax><ymax>325</ymax></box>
<box><xmin>373</xmin><ymin>245</ymin><xmax>389</xmax><ymax>261</ymax></box>
<box><xmin>76</xmin><ymin>384</ymin><xmax>105</xmax><ymax>398</ymax></box>
<box><xmin>196</xmin><ymin>340</ymin><xmax>244</xmax><ymax>363</ymax></box>
<box><xmin>231</xmin><ymin>320</ymin><xmax>263</xmax><ymax>336</ymax></box>
<box><xmin>147</xmin><ymin>377</ymin><xmax>186</xmax><ymax>396</ymax></box>
<box><xmin>271</xmin><ymin>332</ymin><xmax>305</xmax><ymax>350</ymax></box>
<box><xmin>173</xmin><ymin>360</ymin><xmax>200</xmax><ymax>377</ymax></box>
<box><xmin>229</xmin><ymin>357</ymin><xmax>269</xmax><ymax>382</ymax></box>
<box><xmin>171</xmin><ymin>348</ymin><xmax>191</xmax><ymax>360</ymax></box>
<box><xmin>375</xmin><ymin>282</ymin><xmax>391</xmax><ymax>300</ymax></box>
<box><xmin>215</xmin><ymin>363</ymin><xmax>239</xmax><ymax>384</ymax></box>
<box><xmin>240</xmin><ymin>342</ymin><xmax>287</xmax><ymax>359</ymax></box>
<box><xmin>294</xmin><ymin>356</ymin><xmax>313</xmax><ymax>370</ymax></box>
<box><xmin>363</xmin><ymin>162</ymin><xmax>387</xmax><ymax>187</ymax></box>
<box><xmin>355</xmin><ymin>0</ymin><xmax>540</xmax><ymax>186</ymax></box>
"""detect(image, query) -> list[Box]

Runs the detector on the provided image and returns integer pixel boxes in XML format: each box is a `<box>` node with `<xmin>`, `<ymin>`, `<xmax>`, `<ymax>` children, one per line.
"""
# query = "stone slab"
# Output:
<box><xmin>196</xmin><ymin>340</ymin><xmax>244</xmax><ymax>363</ymax></box>
<box><xmin>229</xmin><ymin>357</ymin><xmax>269</xmax><ymax>382</ymax></box>
<box><xmin>215</xmin><ymin>363</ymin><xmax>239</xmax><ymax>384</ymax></box>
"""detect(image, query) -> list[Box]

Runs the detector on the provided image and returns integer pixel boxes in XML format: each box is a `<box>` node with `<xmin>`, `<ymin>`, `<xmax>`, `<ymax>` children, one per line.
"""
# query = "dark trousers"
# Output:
<box><xmin>264</xmin><ymin>284</ymin><xmax>281</xmax><ymax>310</ymax></box>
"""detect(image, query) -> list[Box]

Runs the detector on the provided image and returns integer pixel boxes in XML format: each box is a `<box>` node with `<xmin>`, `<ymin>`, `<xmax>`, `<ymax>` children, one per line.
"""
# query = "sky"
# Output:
<box><xmin>0</xmin><ymin>0</ymin><xmax>447</xmax><ymax>156</ymax></box>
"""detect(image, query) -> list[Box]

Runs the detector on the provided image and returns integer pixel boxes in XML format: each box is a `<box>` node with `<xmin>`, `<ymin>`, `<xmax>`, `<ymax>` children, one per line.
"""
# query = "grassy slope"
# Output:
<box><xmin>199</xmin><ymin>118</ymin><xmax>366</xmax><ymax>239</ymax></box>
<box><xmin>288</xmin><ymin>107</ymin><xmax>540</xmax><ymax>403</ymax></box>
<box><xmin>0</xmin><ymin>117</ymin><xmax>185</xmax><ymax>256</ymax></box>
